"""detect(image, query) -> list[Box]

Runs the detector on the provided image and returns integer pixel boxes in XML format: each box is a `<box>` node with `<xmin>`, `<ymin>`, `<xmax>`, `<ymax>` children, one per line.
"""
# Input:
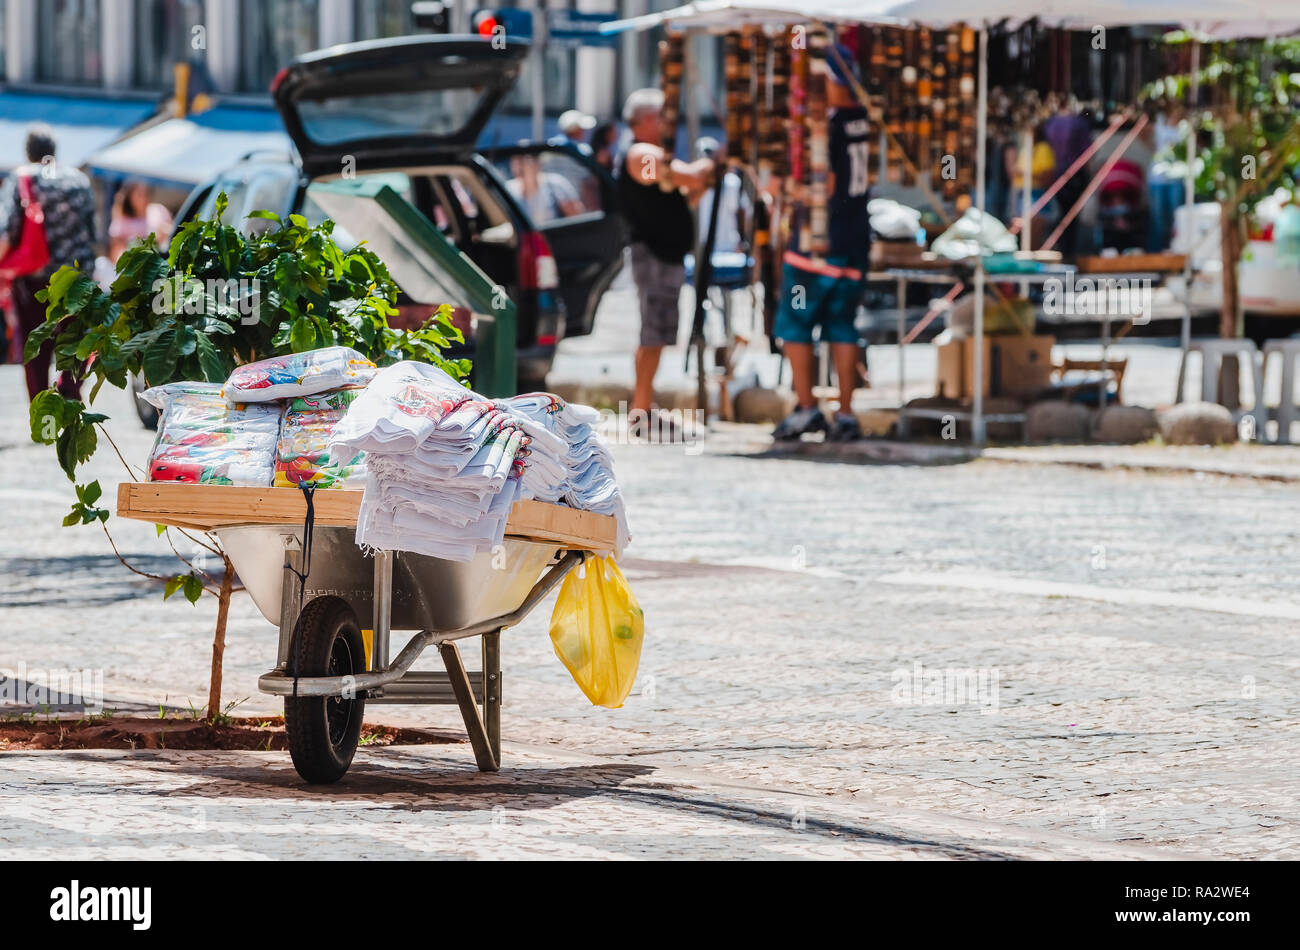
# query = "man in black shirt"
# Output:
<box><xmin>773</xmin><ymin>45</ymin><xmax>871</xmax><ymax>442</ymax></box>
<box><xmin>616</xmin><ymin>88</ymin><xmax>714</xmax><ymax>431</ymax></box>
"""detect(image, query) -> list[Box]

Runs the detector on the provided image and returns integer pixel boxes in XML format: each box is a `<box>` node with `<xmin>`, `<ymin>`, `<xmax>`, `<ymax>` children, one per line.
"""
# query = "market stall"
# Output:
<box><xmin>602</xmin><ymin>0</ymin><xmax>1300</xmax><ymax>442</ymax></box>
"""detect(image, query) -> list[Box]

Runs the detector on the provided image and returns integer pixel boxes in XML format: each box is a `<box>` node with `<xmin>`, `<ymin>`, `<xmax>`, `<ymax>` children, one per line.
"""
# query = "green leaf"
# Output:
<box><xmin>44</xmin><ymin>266</ymin><xmax>82</xmax><ymax>305</ymax></box>
<box><xmin>175</xmin><ymin>324</ymin><xmax>197</xmax><ymax>357</ymax></box>
<box><xmin>73</xmin><ymin>419</ymin><xmax>97</xmax><ymax>467</ymax></box>
<box><xmin>82</xmin><ymin>480</ymin><xmax>102</xmax><ymax>506</ymax></box>
<box><xmin>55</xmin><ymin>427</ymin><xmax>79</xmax><ymax>480</ymax></box>
<box><xmin>163</xmin><ymin>576</ymin><xmax>186</xmax><ymax>600</ymax></box>
<box><xmin>142</xmin><ymin>330</ymin><xmax>180</xmax><ymax>385</ymax></box>
<box><xmin>119</xmin><ymin>322</ymin><xmax>173</xmax><ymax>361</ymax></box>
<box><xmin>289</xmin><ymin>316</ymin><xmax>317</xmax><ymax>353</ymax></box>
<box><xmin>23</xmin><ymin>318</ymin><xmax>59</xmax><ymax>364</ymax></box>
<box><xmin>156</xmin><ymin>523</ymin><xmax>168</xmax><ymax>537</ymax></box>
<box><xmin>288</xmin><ymin>213</ymin><xmax>309</xmax><ymax>229</ymax></box>
<box><xmin>29</xmin><ymin>390</ymin><xmax>70</xmax><ymax>444</ymax></box>
<box><xmin>215</xmin><ymin>226</ymin><xmax>241</xmax><ymax>273</ymax></box>
<box><xmin>63</xmin><ymin>275</ymin><xmax>100</xmax><ymax>315</ymax></box>
<box><xmin>62</xmin><ymin>509</ymin><xmax>81</xmax><ymax>528</ymax></box>
<box><xmin>195</xmin><ymin>333</ymin><xmax>226</xmax><ymax>383</ymax></box>
<box><xmin>183</xmin><ymin>574</ymin><xmax>205</xmax><ymax>604</ymax></box>
<box><xmin>247</xmin><ymin>209</ymin><xmax>281</xmax><ymax>222</ymax></box>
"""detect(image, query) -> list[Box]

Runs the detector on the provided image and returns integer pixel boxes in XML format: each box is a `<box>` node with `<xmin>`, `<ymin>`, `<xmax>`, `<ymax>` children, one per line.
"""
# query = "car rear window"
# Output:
<box><xmin>295</xmin><ymin>89</ymin><xmax>484</xmax><ymax>146</ymax></box>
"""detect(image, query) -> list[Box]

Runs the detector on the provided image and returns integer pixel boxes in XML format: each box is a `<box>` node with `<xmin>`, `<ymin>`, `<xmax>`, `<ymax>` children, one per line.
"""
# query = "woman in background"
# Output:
<box><xmin>108</xmin><ymin>181</ymin><xmax>173</xmax><ymax>262</ymax></box>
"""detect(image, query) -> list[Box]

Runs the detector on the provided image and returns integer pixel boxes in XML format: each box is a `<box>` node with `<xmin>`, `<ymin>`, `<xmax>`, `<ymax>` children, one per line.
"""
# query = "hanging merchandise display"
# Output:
<box><xmin>659</xmin><ymin>31</ymin><xmax>686</xmax><ymax>156</ymax></box>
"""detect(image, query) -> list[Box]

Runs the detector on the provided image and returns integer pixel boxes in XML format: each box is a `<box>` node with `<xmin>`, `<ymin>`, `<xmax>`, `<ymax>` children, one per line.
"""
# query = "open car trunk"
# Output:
<box><xmin>272</xmin><ymin>35</ymin><xmax>529</xmax><ymax>177</ymax></box>
<box><xmin>308</xmin><ymin>178</ymin><xmax>518</xmax><ymax>396</ymax></box>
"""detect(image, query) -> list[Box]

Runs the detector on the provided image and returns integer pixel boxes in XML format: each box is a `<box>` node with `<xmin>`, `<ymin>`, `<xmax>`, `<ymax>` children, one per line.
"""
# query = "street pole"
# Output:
<box><xmin>972</xmin><ymin>26</ymin><xmax>988</xmax><ymax>446</ymax></box>
<box><xmin>684</xmin><ymin>34</ymin><xmax>701</xmax><ymax>157</ymax></box>
<box><xmin>532</xmin><ymin>0</ymin><xmax>548</xmax><ymax>142</ymax></box>
<box><xmin>1181</xmin><ymin>40</ymin><xmax>1199</xmax><ymax>367</ymax></box>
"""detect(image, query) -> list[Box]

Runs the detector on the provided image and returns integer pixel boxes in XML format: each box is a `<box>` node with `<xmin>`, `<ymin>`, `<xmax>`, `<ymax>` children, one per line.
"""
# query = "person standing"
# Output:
<box><xmin>772</xmin><ymin>45</ymin><xmax>871</xmax><ymax>442</ymax></box>
<box><xmin>616</xmin><ymin>88</ymin><xmax>715</xmax><ymax>431</ymax></box>
<box><xmin>1008</xmin><ymin>122</ymin><xmax>1060</xmax><ymax>248</ymax></box>
<box><xmin>108</xmin><ymin>180</ymin><xmax>173</xmax><ymax>261</ymax></box>
<box><xmin>505</xmin><ymin>153</ymin><xmax>584</xmax><ymax>225</ymax></box>
<box><xmin>589</xmin><ymin>122</ymin><xmax>620</xmax><ymax>175</ymax></box>
<box><xmin>693</xmin><ymin>137</ymin><xmax>750</xmax><ymax>255</ymax></box>
<box><xmin>1042</xmin><ymin>99</ymin><xmax>1094</xmax><ymax>255</ymax></box>
<box><xmin>554</xmin><ymin>109</ymin><xmax>597</xmax><ymax>146</ymax></box>
<box><xmin>1146</xmin><ymin>104</ymin><xmax>1187</xmax><ymax>253</ymax></box>
<box><xmin>0</xmin><ymin>124</ymin><xmax>96</xmax><ymax>401</ymax></box>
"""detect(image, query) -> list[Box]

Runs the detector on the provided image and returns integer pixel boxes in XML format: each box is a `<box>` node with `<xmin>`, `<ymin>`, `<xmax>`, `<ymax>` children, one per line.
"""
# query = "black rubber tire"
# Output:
<box><xmin>283</xmin><ymin>596</ymin><xmax>367</xmax><ymax>784</ymax></box>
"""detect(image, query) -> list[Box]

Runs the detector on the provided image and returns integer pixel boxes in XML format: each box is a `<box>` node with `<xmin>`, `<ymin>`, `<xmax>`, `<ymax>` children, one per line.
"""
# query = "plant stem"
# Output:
<box><xmin>207</xmin><ymin>553</ymin><xmax>234</xmax><ymax>721</ymax></box>
<box><xmin>96</xmin><ymin>423</ymin><xmax>145</xmax><ymax>481</ymax></box>
<box><xmin>100</xmin><ymin>521</ymin><xmax>170</xmax><ymax>583</ymax></box>
<box><xmin>176</xmin><ymin>528</ymin><xmax>222</xmax><ymax>557</ymax></box>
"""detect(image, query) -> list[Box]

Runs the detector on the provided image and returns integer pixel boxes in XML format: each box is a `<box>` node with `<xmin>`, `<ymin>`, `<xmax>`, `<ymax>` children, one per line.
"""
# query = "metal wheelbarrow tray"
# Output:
<box><xmin>117</xmin><ymin>483</ymin><xmax>616</xmax><ymax>782</ymax></box>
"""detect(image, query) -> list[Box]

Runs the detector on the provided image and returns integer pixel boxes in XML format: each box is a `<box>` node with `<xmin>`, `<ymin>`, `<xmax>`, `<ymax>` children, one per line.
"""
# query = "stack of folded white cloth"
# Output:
<box><xmin>499</xmin><ymin>393</ymin><xmax>630</xmax><ymax>553</ymax></box>
<box><xmin>330</xmin><ymin>362</ymin><xmax>628</xmax><ymax>562</ymax></box>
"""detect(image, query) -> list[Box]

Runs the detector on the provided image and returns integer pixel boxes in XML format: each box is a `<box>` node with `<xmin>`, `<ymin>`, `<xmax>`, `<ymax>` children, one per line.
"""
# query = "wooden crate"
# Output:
<box><xmin>116</xmin><ymin>483</ymin><xmax>617</xmax><ymax>552</ymax></box>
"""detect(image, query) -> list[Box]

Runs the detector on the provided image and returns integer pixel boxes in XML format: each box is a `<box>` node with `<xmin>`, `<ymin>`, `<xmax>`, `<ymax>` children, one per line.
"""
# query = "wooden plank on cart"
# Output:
<box><xmin>115</xmin><ymin>483</ymin><xmax>616</xmax><ymax>550</ymax></box>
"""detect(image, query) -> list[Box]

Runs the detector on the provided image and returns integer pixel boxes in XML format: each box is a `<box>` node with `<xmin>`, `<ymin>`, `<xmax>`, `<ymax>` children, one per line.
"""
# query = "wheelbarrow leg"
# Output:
<box><xmin>276</xmin><ymin>536</ymin><xmax>304</xmax><ymax>668</ymax></box>
<box><xmin>372</xmin><ymin>549</ymin><xmax>394</xmax><ymax>672</ymax></box>
<box><xmin>440</xmin><ymin>640</ymin><xmax>499</xmax><ymax>772</ymax></box>
<box><xmin>482</xmin><ymin>629</ymin><xmax>501</xmax><ymax>763</ymax></box>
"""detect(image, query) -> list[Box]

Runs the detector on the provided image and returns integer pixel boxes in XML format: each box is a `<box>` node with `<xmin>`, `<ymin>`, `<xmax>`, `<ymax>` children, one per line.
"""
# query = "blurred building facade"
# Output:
<box><xmin>0</xmin><ymin>0</ymin><xmax>724</xmax><ymax>123</ymax></box>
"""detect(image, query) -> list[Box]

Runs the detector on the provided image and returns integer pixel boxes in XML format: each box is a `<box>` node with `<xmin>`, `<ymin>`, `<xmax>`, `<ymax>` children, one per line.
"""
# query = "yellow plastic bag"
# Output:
<box><xmin>548</xmin><ymin>556</ymin><xmax>644</xmax><ymax>708</ymax></box>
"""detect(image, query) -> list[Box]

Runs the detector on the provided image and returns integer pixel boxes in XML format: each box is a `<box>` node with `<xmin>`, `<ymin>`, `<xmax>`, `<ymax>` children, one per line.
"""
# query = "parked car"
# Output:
<box><xmin>135</xmin><ymin>35</ymin><xmax>626</xmax><ymax>428</ymax></box>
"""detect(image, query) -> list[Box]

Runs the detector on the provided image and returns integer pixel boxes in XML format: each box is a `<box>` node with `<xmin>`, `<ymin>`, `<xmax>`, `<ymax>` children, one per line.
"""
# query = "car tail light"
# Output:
<box><xmin>518</xmin><ymin>232</ymin><xmax>559</xmax><ymax>291</ymax></box>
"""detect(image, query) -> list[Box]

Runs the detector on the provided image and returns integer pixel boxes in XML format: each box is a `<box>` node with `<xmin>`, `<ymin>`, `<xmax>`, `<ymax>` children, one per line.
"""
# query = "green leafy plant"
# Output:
<box><xmin>1151</xmin><ymin>35</ymin><xmax>1300</xmax><ymax>338</ymax></box>
<box><xmin>25</xmin><ymin>193</ymin><xmax>472</xmax><ymax>718</ymax></box>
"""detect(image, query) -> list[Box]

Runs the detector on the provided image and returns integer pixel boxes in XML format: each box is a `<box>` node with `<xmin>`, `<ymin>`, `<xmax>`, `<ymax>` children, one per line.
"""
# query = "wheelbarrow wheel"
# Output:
<box><xmin>283</xmin><ymin>596</ymin><xmax>367</xmax><ymax>784</ymax></box>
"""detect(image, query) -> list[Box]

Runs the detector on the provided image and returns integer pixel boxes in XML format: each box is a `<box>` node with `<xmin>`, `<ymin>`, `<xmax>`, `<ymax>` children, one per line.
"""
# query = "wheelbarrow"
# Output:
<box><xmin>117</xmin><ymin>483</ymin><xmax>616</xmax><ymax>783</ymax></box>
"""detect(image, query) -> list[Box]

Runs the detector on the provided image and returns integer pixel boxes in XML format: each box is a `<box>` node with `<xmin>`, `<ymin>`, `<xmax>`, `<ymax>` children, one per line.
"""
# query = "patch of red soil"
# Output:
<box><xmin>0</xmin><ymin>716</ymin><xmax>462</xmax><ymax>752</ymax></box>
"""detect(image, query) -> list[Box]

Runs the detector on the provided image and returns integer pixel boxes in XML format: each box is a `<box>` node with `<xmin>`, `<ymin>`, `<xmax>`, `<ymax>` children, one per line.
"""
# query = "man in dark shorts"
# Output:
<box><xmin>773</xmin><ymin>45</ymin><xmax>872</xmax><ymax>442</ymax></box>
<box><xmin>616</xmin><ymin>88</ymin><xmax>715</xmax><ymax>430</ymax></box>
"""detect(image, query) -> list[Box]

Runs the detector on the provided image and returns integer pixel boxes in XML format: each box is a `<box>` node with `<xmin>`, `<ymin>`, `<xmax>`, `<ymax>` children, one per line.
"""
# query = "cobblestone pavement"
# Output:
<box><xmin>2</xmin><ymin>365</ymin><xmax>1298</xmax><ymax>858</ymax></box>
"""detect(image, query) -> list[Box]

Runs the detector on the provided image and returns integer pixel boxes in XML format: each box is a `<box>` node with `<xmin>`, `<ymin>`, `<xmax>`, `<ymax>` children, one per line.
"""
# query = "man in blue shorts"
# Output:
<box><xmin>773</xmin><ymin>44</ymin><xmax>871</xmax><ymax>442</ymax></box>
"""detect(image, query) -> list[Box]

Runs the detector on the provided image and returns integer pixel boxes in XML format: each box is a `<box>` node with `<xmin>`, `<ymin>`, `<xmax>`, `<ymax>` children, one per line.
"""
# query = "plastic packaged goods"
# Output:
<box><xmin>223</xmin><ymin>346</ymin><xmax>376</xmax><ymax>403</ymax></box>
<box><xmin>274</xmin><ymin>389</ymin><xmax>367</xmax><ymax>489</ymax></box>
<box><xmin>142</xmin><ymin>382</ymin><xmax>279</xmax><ymax>486</ymax></box>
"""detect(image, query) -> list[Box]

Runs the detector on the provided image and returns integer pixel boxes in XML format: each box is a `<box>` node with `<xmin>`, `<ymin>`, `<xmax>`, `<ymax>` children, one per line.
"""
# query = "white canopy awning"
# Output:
<box><xmin>86</xmin><ymin>104</ymin><xmax>294</xmax><ymax>190</ymax></box>
<box><xmin>600</xmin><ymin>0</ymin><xmax>1300</xmax><ymax>38</ymax></box>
